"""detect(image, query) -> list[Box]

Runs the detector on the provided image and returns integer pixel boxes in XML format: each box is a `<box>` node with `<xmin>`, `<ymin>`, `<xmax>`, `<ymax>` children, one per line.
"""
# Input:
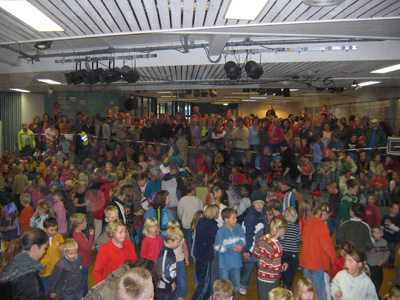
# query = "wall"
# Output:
<box><xmin>238</xmin><ymin>101</ymin><xmax>300</xmax><ymax>119</ymax></box>
<box><xmin>44</xmin><ymin>91</ymin><xmax>127</xmax><ymax>118</ymax></box>
<box><xmin>21</xmin><ymin>93</ymin><xmax>44</xmax><ymax>124</ymax></box>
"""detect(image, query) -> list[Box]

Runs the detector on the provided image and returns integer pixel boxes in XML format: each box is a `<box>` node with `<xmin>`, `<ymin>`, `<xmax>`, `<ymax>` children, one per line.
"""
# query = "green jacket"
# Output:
<box><xmin>365</xmin><ymin>128</ymin><xmax>387</xmax><ymax>148</ymax></box>
<box><xmin>337</xmin><ymin>193</ymin><xmax>358</xmax><ymax>224</ymax></box>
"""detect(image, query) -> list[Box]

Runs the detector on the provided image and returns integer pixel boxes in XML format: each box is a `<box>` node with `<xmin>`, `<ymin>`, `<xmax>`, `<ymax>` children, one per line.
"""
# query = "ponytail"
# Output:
<box><xmin>0</xmin><ymin>239</ymin><xmax>23</xmax><ymax>277</ymax></box>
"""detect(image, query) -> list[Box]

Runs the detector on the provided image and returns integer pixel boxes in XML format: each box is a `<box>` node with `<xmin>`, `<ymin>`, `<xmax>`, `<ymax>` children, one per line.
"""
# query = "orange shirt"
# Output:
<box><xmin>19</xmin><ymin>206</ymin><xmax>34</xmax><ymax>234</ymax></box>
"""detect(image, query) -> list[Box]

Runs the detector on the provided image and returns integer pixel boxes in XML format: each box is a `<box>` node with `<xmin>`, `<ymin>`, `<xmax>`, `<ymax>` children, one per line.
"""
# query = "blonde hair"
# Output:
<box><xmin>293</xmin><ymin>278</ymin><xmax>318</xmax><ymax>300</ymax></box>
<box><xmin>164</xmin><ymin>227</ymin><xmax>183</xmax><ymax>242</ymax></box>
<box><xmin>75</xmin><ymin>180</ymin><xmax>88</xmax><ymax>191</ymax></box>
<box><xmin>312</xmin><ymin>201</ymin><xmax>332</xmax><ymax>218</ymax></box>
<box><xmin>20</xmin><ymin>193</ymin><xmax>31</xmax><ymax>204</ymax></box>
<box><xmin>299</xmin><ymin>198</ymin><xmax>313</xmax><ymax>221</ymax></box>
<box><xmin>64</xmin><ymin>180</ymin><xmax>75</xmax><ymax>189</ymax></box>
<box><xmin>106</xmin><ymin>220</ymin><xmax>126</xmax><ymax>238</ymax></box>
<box><xmin>269</xmin><ymin>287</ymin><xmax>294</xmax><ymax>300</ymax></box>
<box><xmin>167</xmin><ymin>220</ymin><xmax>180</xmax><ymax>230</ymax></box>
<box><xmin>70</xmin><ymin>213</ymin><xmax>87</xmax><ymax>229</ymax></box>
<box><xmin>104</xmin><ymin>206</ymin><xmax>119</xmax><ymax>219</ymax></box>
<box><xmin>111</xmin><ymin>186</ymin><xmax>127</xmax><ymax>199</ymax></box>
<box><xmin>62</xmin><ymin>238</ymin><xmax>79</xmax><ymax>252</ymax></box>
<box><xmin>143</xmin><ymin>218</ymin><xmax>158</xmax><ymax>237</ymax></box>
<box><xmin>191</xmin><ymin>210</ymin><xmax>205</xmax><ymax>234</ymax></box>
<box><xmin>204</xmin><ymin>204</ymin><xmax>219</xmax><ymax>220</ymax></box>
<box><xmin>37</xmin><ymin>201</ymin><xmax>56</xmax><ymax>218</ymax></box>
<box><xmin>283</xmin><ymin>207</ymin><xmax>298</xmax><ymax>224</ymax></box>
<box><xmin>106</xmin><ymin>172</ymin><xmax>118</xmax><ymax>184</ymax></box>
<box><xmin>78</xmin><ymin>174</ymin><xmax>89</xmax><ymax>185</ymax></box>
<box><xmin>211</xmin><ymin>185</ymin><xmax>223</xmax><ymax>205</ymax></box>
<box><xmin>116</xmin><ymin>267</ymin><xmax>154</xmax><ymax>300</ymax></box>
<box><xmin>269</xmin><ymin>218</ymin><xmax>288</xmax><ymax>240</ymax></box>
<box><xmin>213</xmin><ymin>279</ymin><xmax>235</xmax><ymax>300</ymax></box>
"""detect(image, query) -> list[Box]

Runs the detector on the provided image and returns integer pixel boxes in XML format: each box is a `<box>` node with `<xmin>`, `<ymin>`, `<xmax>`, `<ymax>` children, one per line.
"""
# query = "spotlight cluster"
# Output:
<box><xmin>65</xmin><ymin>66</ymin><xmax>140</xmax><ymax>85</ymax></box>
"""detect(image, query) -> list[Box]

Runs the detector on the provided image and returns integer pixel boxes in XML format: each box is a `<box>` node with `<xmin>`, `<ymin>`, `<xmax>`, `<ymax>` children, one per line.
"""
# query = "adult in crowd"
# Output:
<box><xmin>334</xmin><ymin>117</ymin><xmax>351</xmax><ymax>145</ymax></box>
<box><xmin>18</xmin><ymin>122</ymin><xmax>36</xmax><ymax>157</ymax></box>
<box><xmin>300</xmin><ymin>202</ymin><xmax>336</xmax><ymax>300</ymax></box>
<box><xmin>29</xmin><ymin>115</ymin><xmax>42</xmax><ymax>146</ymax></box>
<box><xmin>212</xmin><ymin>117</ymin><xmax>226</xmax><ymax>150</ymax></box>
<box><xmin>232</xmin><ymin>117</ymin><xmax>250</xmax><ymax>163</ymax></box>
<box><xmin>267</xmin><ymin>118</ymin><xmax>285</xmax><ymax>153</ymax></box>
<box><xmin>265</xmin><ymin>104</ymin><xmax>277</xmax><ymax>118</ymax></box>
<box><xmin>280</xmin><ymin>141</ymin><xmax>300</xmax><ymax>185</ymax></box>
<box><xmin>366</xmin><ymin>118</ymin><xmax>387</xmax><ymax>160</ymax></box>
<box><xmin>0</xmin><ymin>227</ymin><xmax>49</xmax><ymax>300</ymax></box>
<box><xmin>282</xmin><ymin>119</ymin><xmax>293</xmax><ymax>146</ymax></box>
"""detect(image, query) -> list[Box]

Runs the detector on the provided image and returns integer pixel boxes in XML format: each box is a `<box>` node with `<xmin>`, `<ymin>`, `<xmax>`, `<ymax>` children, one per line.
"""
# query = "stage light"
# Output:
<box><xmin>81</xmin><ymin>69</ymin><xmax>102</xmax><ymax>85</ymax></box>
<box><xmin>65</xmin><ymin>71</ymin><xmax>84</xmax><ymax>85</ymax></box>
<box><xmin>224</xmin><ymin>61</ymin><xmax>241</xmax><ymax>80</ymax></box>
<box><xmin>99</xmin><ymin>68</ymin><xmax>122</xmax><ymax>84</ymax></box>
<box><xmin>34</xmin><ymin>41</ymin><xmax>52</xmax><ymax>50</ymax></box>
<box><xmin>120</xmin><ymin>66</ymin><xmax>140</xmax><ymax>83</ymax></box>
<box><xmin>245</xmin><ymin>61</ymin><xmax>263</xmax><ymax>79</ymax></box>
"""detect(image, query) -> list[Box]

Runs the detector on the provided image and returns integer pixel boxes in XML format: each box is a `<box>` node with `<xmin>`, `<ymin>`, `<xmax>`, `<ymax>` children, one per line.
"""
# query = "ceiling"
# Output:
<box><xmin>0</xmin><ymin>0</ymin><xmax>400</xmax><ymax>102</ymax></box>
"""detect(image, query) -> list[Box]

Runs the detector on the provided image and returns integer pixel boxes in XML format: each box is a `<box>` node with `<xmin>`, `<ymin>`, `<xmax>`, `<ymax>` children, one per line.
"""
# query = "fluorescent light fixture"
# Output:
<box><xmin>371</xmin><ymin>64</ymin><xmax>400</xmax><ymax>74</ymax></box>
<box><xmin>351</xmin><ymin>81</ymin><xmax>381</xmax><ymax>87</ymax></box>
<box><xmin>302</xmin><ymin>0</ymin><xmax>345</xmax><ymax>7</ymax></box>
<box><xmin>290</xmin><ymin>89</ymin><xmax>300</xmax><ymax>91</ymax></box>
<box><xmin>250</xmin><ymin>97</ymin><xmax>268</xmax><ymax>99</ymax></box>
<box><xmin>10</xmin><ymin>88</ymin><xmax>30</xmax><ymax>93</ymax></box>
<box><xmin>0</xmin><ymin>1</ymin><xmax>64</xmax><ymax>31</ymax></box>
<box><xmin>242</xmin><ymin>99</ymin><xmax>257</xmax><ymax>102</ymax></box>
<box><xmin>38</xmin><ymin>79</ymin><xmax>62</xmax><ymax>85</ymax></box>
<box><xmin>223</xmin><ymin>103</ymin><xmax>229</xmax><ymax>106</ymax></box>
<box><xmin>225</xmin><ymin>0</ymin><xmax>270</xmax><ymax>20</ymax></box>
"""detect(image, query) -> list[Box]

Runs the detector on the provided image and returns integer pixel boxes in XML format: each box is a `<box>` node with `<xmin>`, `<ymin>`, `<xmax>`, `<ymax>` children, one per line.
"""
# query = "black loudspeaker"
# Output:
<box><xmin>125</xmin><ymin>98</ymin><xmax>138</xmax><ymax>111</ymax></box>
<box><xmin>387</xmin><ymin>137</ymin><xmax>400</xmax><ymax>156</ymax></box>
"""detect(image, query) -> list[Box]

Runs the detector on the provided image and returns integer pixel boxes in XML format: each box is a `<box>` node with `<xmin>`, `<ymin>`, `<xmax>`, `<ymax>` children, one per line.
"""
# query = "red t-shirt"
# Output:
<box><xmin>140</xmin><ymin>235</ymin><xmax>163</xmax><ymax>262</ymax></box>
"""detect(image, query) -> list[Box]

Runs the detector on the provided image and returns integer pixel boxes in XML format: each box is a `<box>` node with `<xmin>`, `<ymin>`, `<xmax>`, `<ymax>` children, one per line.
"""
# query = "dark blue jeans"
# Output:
<box><xmin>176</xmin><ymin>260</ymin><xmax>187</xmax><ymax>298</ymax></box>
<box><xmin>327</xmin><ymin>215</ymin><xmax>340</xmax><ymax>244</ymax></box>
<box><xmin>240</xmin><ymin>261</ymin><xmax>258</xmax><ymax>289</ymax></box>
<box><xmin>59</xmin><ymin>289</ymin><xmax>84</xmax><ymax>300</ymax></box>
<box><xmin>281</xmin><ymin>251</ymin><xmax>299</xmax><ymax>290</ymax></box>
<box><xmin>192</xmin><ymin>261</ymin><xmax>212</xmax><ymax>300</ymax></box>
<box><xmin>183</xmin><ymin>228</ymin><xmax>193</xmax><ymax>261</ymax></box>
<box><xmin>82</xmin><ymin>266</ymin><xmax>89</xmax><ymax>296</ymax></box>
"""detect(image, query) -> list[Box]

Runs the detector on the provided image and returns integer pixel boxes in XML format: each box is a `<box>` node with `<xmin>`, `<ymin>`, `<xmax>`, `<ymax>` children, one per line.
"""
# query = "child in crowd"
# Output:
<box><xmin>192</xmin><ymin>204</ymin><xmax>220</xmax><ymax>300</ymax></box>
<box><xmin>190</xmin><ymin>210</ymin><xmax>205</xmax><ymax>284</ymax></box>
<box><xmin>39</xmin><ymin>218</ymin><xmax>64</xmax><ymax>299</ymax></box>
<box><xmin>268</xmin><ymin>199</ymin><xmax>284</xmax><ymax>220</ymax></box>
<box><xmin>381</xmin><ymin>203</ymin><xmax>400</xmax><ymax>268</ymax></box>
<box><xmin>30</xmin><ymin>201</ymin><xmax>55</xmax><ymax>230</ymax></box>
<box><xmin>358</xmin><ymin>170</ymin><xmax>371</xmax><ymax>204</ymax></box>
<box><xmin>298</xmin><ymin>199</ymin><xmax>312</xmax><ymax>234</ymax></box>
<box><xmin>234</xmin><ymin>184</ymin><xmax>252</xmax><ymax>219</ymax></box>
<box><xmin>281</xmin><ymin>207</ymin><xmax>302</xmax><ymax>290</ymax></box>
<box><xmin>370</xmin><ymin>169</ymin><xmax>389</xmax><ymax>206</ymax></box>
<box><xmin>279</xmin><ymin>176</ymin><xmax>298</xmax><ymax>213</ymax></box>
<box><xmin>326</xmin><ymin>181</ymin><xmax>342</xmax><ymax>242</ymax></box>
<box><xmin>337</xmin><ymin>179</ymin><xmax>359</xmax><ymax>224</ymax></box>
<box><xmin>48</xmin><ymin>238</ymin><xmax>83</xmax><ymax>300</ymax></box>
<box><xmin>214</xmin><ymin>207</ymin><xmax>246</xmax><ymax>298</ymax></box>
<box><xmin>362</xmin><ymin>194</ymin><xmax>382</xmax><ymax>225</ymax></box>
<box><xmin>141</xmin><ymin>217</ymin><xmax>163</xmax><ymax>262</ymax></box>
<box><xmin>93</xmin><ymin>220</ymin><xmax>137</xmax><ymax>284</ymax></box>
<box><xmin>331</xmin><ymin>241</ymin><xmax>356</xmax><ymax>279</ymax></box>
<box><xmin>338</xmin><ymin>203</ymin><xmax>374</xmax><ymax>257</ymax></box>
<box><xmin>95</xmin><ymin>205</ymin><xmax>119</xmax><ymax>250</ymax></box>
<box><xmin>178</xmin><ymin>181</ymin><xmax>204</xmax><ymax>259</ymax></box>
<box><xmin>0</xmin><ymin>202</ymin><xmax>19</xmax><ymax>242</ymax></box>
<box><xmin>52</xmin><ymin>188</ymin><xmax>67</xmax><ymax>238</ymax></box>
<box><xmin>298</xmin><ymin>155</ymin><xmax>313</xmax><ymax>190</ymax></box>
<box><xmin>260</xmin><ymin>146</ymin><xmax>273</xmax><ymax>179</ymax></box>
<box><xmin>268</xmin><ymin>287</ymin><xmax>293</xmax><ymax>300</ymax></box>
<box><xmin>19</xmin><ymin>193</ymin><xmax>34</xmax><ymax>234</ymax></box>
<box><xmin>383</xmin><ymin>286</ymin><xmax>400</xmax><ymax>300</ymax></box>
<box><xmin>239</xmin><ymin>194</ymin><xmax>267</xmax><ymax>296</ymax></box>
<box><xmin>254</xmin><ymin>218</ymin><xmax>289</xmax><ymax>300</ymax></box>
<box><xmin>209</xmin><ymin>185</ymin><xmax>228</xmax><ymax>228</ymax></box>
<box><xmin>70</xmin><ymin>213</ymin><xmax>94</xmax><ymax>295</ymax></box>
<box><xmin>212</xmin><ymin>279</ymin><xmax>235</xmax><ymax>300</ymax></box>
<box><xmin>367</xmin><ymin>223</ymin><xmax>389</xmax><ymax>296</ymax></box>
<box><xmin>157</xmin><ymin>227</ymin><xmax>183</xmax><ymax>300</ymax></box>
<box><xmin>74</xmin><ymin>181</ymin><xmax>89</xmax><ymax>214</ymax></box>
<box><xmin>293</xmin><ymin>278</ymin><xmax>317</xmax><ymax>300</ymax></box>
<box><xmin>331</xmin><ymin>250</ymin><xmax>378</xmax><ymax>300</ymax></box>
<box><xmin>195</xmin><ymin>171</ymin><xmax>209</xmax><ymax>205</ymax></box>
<box><xmin>167</xmin><ymin>220</ymin><xmax>189</xmax><ymax>300</ymax></box>
<box><xmin>317</xmin><ymin>149</ymin><xmax>336</xmax><ymax>191</ymax></box>
<box><xmin>271</xmin><ymin>156</ymin><xmax>283</xmax><ymax>182</ymax></box>
<box><xmin>115</xmin><ymin>267</ymin><xmax>154</xmax><ymax>300</ymax></box>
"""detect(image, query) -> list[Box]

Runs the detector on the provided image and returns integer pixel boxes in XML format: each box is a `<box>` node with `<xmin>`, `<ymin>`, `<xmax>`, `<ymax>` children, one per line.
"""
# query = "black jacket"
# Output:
<box><xmin>0</xmin><ymin>252</ymin><xmax>46</xmax><ymax>300</ymax></box>
<box><xmin>48</xmin><ymin>254</ymin><xmax>83</xmax><ymax>295</ymax></box>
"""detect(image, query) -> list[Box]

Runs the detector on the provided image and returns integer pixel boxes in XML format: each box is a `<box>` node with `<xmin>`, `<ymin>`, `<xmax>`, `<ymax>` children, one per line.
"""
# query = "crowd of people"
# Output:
<box><xmin>0</xmin><ymin>102</ymin><xmax>400</xmax><ymax>300</ymax></box>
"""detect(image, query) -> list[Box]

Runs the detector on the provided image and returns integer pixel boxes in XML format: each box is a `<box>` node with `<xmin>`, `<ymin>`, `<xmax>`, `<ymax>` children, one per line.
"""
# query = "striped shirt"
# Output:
<box><xmin>254</xmin><ymin>234</ymin><xmax>286</xmax><ymax>283</ymax></box>
<box><xmin>281</xmin><ymin>223</ymin><xmax>302</xmax><ymax>253</ymax></box>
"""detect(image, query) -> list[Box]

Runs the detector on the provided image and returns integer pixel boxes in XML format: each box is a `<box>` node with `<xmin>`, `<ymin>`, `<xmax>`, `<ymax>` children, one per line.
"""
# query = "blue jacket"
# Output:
<box><xmin>242</xmin><ymin>206</ymin><xmax>265</xmax><ymax>255</ymax></box>
<box><xmin>214</xmin><ymin>223</ymin><xmax>245</xmax><ymax>269</ymax></box>
<box><xmin>193</xmin><ymin>217</ymin><xmax>218</xmax><ymax>262</ymax></box>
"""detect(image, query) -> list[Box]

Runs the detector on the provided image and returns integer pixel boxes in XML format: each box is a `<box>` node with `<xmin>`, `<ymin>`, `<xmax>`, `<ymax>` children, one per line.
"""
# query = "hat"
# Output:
<box><xmin>170</xmin><ymin>156</ymin><xmax>184</xmax><ymax>167</ymax></box>
<box><xmin>322</xmin><ymin>149</ymin><xmax>332</xmax><ymax>155</ymax></box>
<box><xmin>260</xmin><ymin>179</ymin><xmax>269</xmax><ymax>185</ymax></box>
<box><xmin>197</xmin><ymin>157</ymin><xmax>205</xmax><ymax>165</ymax></box>
<box><xmin>273</xmin><ymin>155</ymin><xmax>281</xmax><ymax>161</ymax></box>
<box><xmin>310</xmin><ymin>190</ymin><xmax>321</xmax><ymax>197</ymax></box>
<box><xmin>370</xmin><ymin>118</ymin><xmax>379</xmax><ymax>124</ymax></box>
<box><xmin>83</xmin><ymin>158</ymin><xmax>94</xmax><ymax>165</ymax></box>
<box><xmin>49</xmin><ymin>182</ymin><xmax>61</xmax><ymax>190</ymax></box>
<box><xmin>232</xmin><ymin>173</ymin><xmax>246</xmax><ymax>185</ymax></box>
<box><xmin>149</xmin><ymin>165</ymin><xmax>161</xmax><ymax>177</ymax></box>
<box><xmin>251</xmin><ymin>190</ymin><xmax>266</xmax><ymax>204</ymax></box>
<box><xmin>358</xmin><ymin>136</ymin><xmax>366</xmax><ymax>142</ymax></box>
<box><xmin>263</xmin><ymin>146</ymin><xmax>272</xmax><ymax>153</ymax></box>
<box><xmin>2</xmin><ymin>202</ymin><xmax>17</xmax><ymax>217</ymax></box>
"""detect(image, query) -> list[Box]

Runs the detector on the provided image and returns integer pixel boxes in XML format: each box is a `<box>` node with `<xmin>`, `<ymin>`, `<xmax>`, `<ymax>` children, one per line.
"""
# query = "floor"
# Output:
<box><xmin>87</xmin><ymin>233</ymin><xmax>399</xmax><ymax>299</ymax></box>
